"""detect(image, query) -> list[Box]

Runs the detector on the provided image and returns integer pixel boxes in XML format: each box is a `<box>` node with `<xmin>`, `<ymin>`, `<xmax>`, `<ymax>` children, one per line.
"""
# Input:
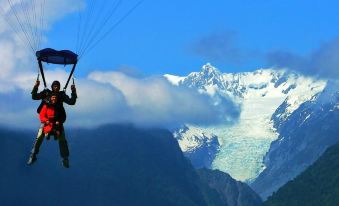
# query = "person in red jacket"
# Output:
<box><xmin>39</xmin><ymin>94</ymin><xmax>62</xmax><ymax>138</ymax></box>
<box><xmin>28</xmin><ymin>93</ymin><xmax>70</xmax><ymax>168</ymax></box>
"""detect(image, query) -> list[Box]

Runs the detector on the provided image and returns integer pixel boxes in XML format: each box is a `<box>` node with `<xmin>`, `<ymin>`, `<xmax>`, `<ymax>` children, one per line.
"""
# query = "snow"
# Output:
<box><xmin>164</xmin><ymin>74</ymin><xmax>185</xmax><ymax>86</ymax></box>
<box><xmin>166</xmin><ymin>63</ymin><xmax>326</xmax><ymax>182</ymax></box>
<box><xmin>284</xmin><ymin>77</ymin><xmax>326</xmax><ymax>114</ymax></box>
<box><xmin>203</xmin><ymin>84</ymin><xmax>219</xmax><ymax>96</ymax></box>
<box><xmin>174</xmin><ymin>125</ymin><xmax>218</xmax><ymax>153</ymax></box>
<box><xmin>302</xmin><ymin>114</ymin><xmax>312</xmax><ymax>123</ymax></box>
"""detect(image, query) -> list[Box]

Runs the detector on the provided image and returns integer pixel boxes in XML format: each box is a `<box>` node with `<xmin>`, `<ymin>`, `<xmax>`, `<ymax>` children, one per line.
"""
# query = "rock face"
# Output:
<box><xmin>198</xmin><ymin>168</ymin><xmax>263</xmax><ymax>206</ymax></box>
<box><xmin>166</xmin><ymin>63</ymin><xmax>326</xmax><ymax>182</ymax></box>
<box><xmin>0</xmin><ymin>125</ymin><xmax>227</xmax><ymax>206</ymax></box>
<box><xmin>251</xmin><ymin>81</ymin><xmax>339</xmax><ymax>200</ymax></box>
<box><xmin>174</xmin><ymin>125</ymin><xmax>220</xmax><ymax>169</ymax></box>
<box><xmin>264</xmin><ymin>141</ymin><xmax>339</xmax><ymax>206</ymax></box>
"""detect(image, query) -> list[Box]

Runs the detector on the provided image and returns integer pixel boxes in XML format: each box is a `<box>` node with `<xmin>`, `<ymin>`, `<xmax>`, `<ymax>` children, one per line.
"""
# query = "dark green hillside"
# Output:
<box><xmin>0</xmin><ymin>125</ymin><xmax>224</xmax><ymax>206</ymax></box>
<box><xmin>265</xmin><ymin>142</ymin><xmax>339</xmax><ymax>206</ymax></box>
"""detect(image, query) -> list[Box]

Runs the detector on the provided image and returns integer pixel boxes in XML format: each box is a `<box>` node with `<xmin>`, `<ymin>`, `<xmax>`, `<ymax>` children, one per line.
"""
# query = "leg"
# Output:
<box><xmin>58</xmin><ymin>130</ymin><xmax>70</xmax><ymax>168</ymax></box>
<box><xmin>27</xmin><ymin>127</ymin><xmax>45</xmax><ymax>165</ymax></box>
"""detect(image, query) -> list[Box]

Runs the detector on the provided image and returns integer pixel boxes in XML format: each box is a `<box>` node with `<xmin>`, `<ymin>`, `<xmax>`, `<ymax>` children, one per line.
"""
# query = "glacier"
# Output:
<box><xmin>165</xmin><ymin>63</ymin><xmax>326</xmax><ymax>182</ymax></box>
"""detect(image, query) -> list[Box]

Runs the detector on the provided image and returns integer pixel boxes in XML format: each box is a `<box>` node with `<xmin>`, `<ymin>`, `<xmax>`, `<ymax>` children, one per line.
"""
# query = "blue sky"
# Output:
<box><xmin>44</xmin><ymin>0</ymin><xmax>339</xmax><ymax>76</ymax></box>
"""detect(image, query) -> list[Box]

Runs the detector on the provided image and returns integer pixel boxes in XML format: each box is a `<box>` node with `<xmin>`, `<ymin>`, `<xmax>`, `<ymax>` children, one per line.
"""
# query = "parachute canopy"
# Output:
<box><xmin>36</xmin><ymin>48</ymin><xmax>78</xmax><ymax>65</ymax></box>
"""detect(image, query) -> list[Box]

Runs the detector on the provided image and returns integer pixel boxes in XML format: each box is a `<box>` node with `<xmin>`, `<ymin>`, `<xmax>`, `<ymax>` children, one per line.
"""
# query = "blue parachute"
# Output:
<box><xmin>36</xmin><ymin>48</ymin><xmax>78</xmax><ymax>90</ymax></box>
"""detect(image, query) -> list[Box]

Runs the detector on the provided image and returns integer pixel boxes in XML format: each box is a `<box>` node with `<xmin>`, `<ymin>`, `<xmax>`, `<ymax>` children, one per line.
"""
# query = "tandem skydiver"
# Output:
<box><xmin>27</xmin><ymin>80</ymin><xmax>77</xmax><ymax>168</ymax></box>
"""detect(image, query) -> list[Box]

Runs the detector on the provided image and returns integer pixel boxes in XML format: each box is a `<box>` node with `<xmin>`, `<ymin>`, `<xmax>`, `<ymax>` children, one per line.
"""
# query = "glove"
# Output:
<box><xmin>71</xmin><ymin>84</ymin><xmax>76</xmax><ymax>93</ymax></box>
<box><xmin>34</xmin><ymin>80</ymin><xmax>40</xmax><ymax>88</ymax></box>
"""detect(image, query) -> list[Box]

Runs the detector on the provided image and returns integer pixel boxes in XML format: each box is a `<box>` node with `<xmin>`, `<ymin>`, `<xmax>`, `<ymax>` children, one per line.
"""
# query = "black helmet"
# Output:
<box><xmin>51</xmin><ymin>80</ymin><xmax>60</xmax><ymax>89</ymax></box>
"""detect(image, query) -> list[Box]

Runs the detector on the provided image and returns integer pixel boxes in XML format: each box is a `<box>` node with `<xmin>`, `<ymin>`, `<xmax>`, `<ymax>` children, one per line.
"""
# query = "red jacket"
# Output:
<box><xmin>39</xmin><ymin>104</ymin><xmax>56</xmax><ymax>134</ymax></box>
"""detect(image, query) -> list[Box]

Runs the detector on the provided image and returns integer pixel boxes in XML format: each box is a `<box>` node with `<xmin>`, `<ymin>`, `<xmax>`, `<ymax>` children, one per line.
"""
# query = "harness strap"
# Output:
<box><xmin>38</xmin><ymin>60</ymin><xmax>47</xmax><ymax>88</ymax></box>
<box><xmin>63</xmin><ymin>62</ymin><xmax>77</xmax><ymax>91</ymax></box>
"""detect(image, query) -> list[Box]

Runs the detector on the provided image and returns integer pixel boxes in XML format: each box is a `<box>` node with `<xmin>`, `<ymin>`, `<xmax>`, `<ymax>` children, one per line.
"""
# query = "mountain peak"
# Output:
<box><xmin>201</xmin><ymin>63</ymin><xmax>221</xmax><ymax>75</ymax></box>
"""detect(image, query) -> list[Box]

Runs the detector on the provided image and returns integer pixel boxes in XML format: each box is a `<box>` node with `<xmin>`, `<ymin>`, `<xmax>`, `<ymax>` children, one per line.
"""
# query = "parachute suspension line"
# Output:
<box><xmin>77</xmin><ymin>0</ymin><xmax>96</xmax><ymax>55</ymax></box>
<box><xmin>37</xmin><ymin>0</ymin><xmax>46</xmax><ymax>50</ymax></box>
<box><xmin>76</xmin><ymin>4</ymin><xmax>83</xmax><ymax>54</ymax></box>
<box><xmin>78</xmin><ymin>0</ymin><xmax>122</xmax><ymax>57</ymax></box>
<box><xmin>18</xmin><ymin>1</ymin><xmax>30</xmax><ymax>39</ymax></box>
<box><xmin>78</xmin><ymin>0</ymin><xmax>123</xmax><ymax>57</ymax></box>
<box><xmin>20</xmin><ymin>0</ymin><xmax>32</xmax><ymax>42</ymax></box>
<box><xmin>77</xmin><ymin>0</ymin><xmax>112</xmax><ymax>55</ymax></box>
<box><xmin>0</xmin><ymin>7</ymin><xmax>30</xmax><ymax>52</ymax></box>
<box><xmin>79</xmin><ymin>0</ymin><xmax>144</xmax><ymax>59</ymax></box>
<box><xmin>12</xmin><ymin>0</ymin><xmax>34</xmax><ymax>51</ymax></box>
<box><xmin>6</xmin><ymin>0</ymin><xmax>35</xmax><ymax>53</ymax></box>
<box><xmin>1</xmin><ymin>1</ymin><xmax>30</xmax><ymax>53</ymax></box>
<box><xmin>19</xmin><ymin>0</ymin><xmax>37</xmax><ymax>51</ymax></box>
<box><xmin>31</xmin><ymin>0</ymin><xmax>38</xmax><ymax>51</ymax></box>
<box><xmin>29</xmin><ymin>0</ymin><xmax>41</xmax><ymax>51</ymax></box>
<box><xmin>0</xmin><ymin>0</ymin><xmax>45</xmax><ymax>54</ymax></box>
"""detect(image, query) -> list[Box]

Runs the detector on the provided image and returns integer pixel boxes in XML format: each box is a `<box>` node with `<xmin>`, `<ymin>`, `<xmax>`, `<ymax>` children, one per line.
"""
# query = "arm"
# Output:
<box><xmin>62</xmin><ymin>86</ymin><xmax>77</xmax><ymax>105</ymax></box>
<box><xmin>31</xmin><ymin>83</ymin><xmax>40</xmax><ymax>100</ymax></box>
<box><xmin>31</xmin><ymin>81</ymin><xmax>49</xmax><ymax>100</ymax></box>
<box><xmin>31</xmin><ymin>80</ymin><xmax>40</xmax><ymax>100</ymax></box>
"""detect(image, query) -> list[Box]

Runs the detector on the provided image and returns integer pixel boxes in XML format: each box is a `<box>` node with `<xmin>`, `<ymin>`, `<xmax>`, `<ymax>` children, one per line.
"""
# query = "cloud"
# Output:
<box><xmin>42</xmin><ymin>0</ymin><xmax>85</xmax><ymax>24</ymax></box>
<box><xmin>0</xmin><ymin>0</ymin><xmax>84</xmax><ymax>30</ymax></box>
<box><xmin>190</xmin><ymin>31</ymin><xmax>259</xmax><ymax>66</ymax></box>
<box><xmin>267</xmin><ymin>37</ymin><xmax>339</xmax><ymax>79</ymax></box>
<box><xmin>0</xmin><ymin>89</ymin><xmax>40</xmax><ymax>126</ymax></box>
<box><xmin>86</xmin><ymin>71</ymin><xmax>238</xmax><ymax>128</ymax></box>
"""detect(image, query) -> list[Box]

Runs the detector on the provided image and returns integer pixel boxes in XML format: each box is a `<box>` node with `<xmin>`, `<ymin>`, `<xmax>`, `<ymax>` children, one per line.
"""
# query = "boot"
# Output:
<box><xmin>62</xmin><ymin>158</ymin><xmax>70</xmax><ymax>168</ymax></box>
<box><xmin>27</xmin><ymin>154</ymin><xmax>37</xmax><ymax>165</ymax></box>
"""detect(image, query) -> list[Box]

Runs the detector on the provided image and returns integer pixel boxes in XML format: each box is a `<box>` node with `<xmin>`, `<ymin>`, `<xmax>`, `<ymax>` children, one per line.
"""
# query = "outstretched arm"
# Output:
<box><xmin>62</xmin><ymin>85</ymin><xmax>77</xmax><ymax>105</ymax></box>
<box><xmin>31</xmin><ymin>80</ymin><xmax>40</xmax><ymax>100</ymax></box>
<box><xmin>31</xmin><ymin>80</ymin><xmax>48</xmax><ymax>100</ymax></box>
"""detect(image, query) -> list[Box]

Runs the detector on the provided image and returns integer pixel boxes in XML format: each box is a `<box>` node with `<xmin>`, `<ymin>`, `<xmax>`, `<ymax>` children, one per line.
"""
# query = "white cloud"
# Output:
<box><xmin>0</xmin><ymin>39</ymin><xmax>15</xmax><ymax>78</ymax></box>
<box><xmin>86</xmin><ymin>71</ymin><xmax>238</xmax><ymax>128</ymax></box>
<box><xmin>67</xmin><ymin>78</ymin><xmax>130</xmax><ymax>127</ymax></box>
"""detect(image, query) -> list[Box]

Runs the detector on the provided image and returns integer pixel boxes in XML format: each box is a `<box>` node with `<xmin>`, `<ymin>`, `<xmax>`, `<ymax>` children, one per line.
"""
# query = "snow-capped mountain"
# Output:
<box><xmin>251</xmin><ymin>80</ymin><xmax>339</xmax><ymax>200</ymax></box>
<box><xmin>165</xmin><ymin>63</ymin><xmax>326</xmax><ymax>182</ymax></box>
